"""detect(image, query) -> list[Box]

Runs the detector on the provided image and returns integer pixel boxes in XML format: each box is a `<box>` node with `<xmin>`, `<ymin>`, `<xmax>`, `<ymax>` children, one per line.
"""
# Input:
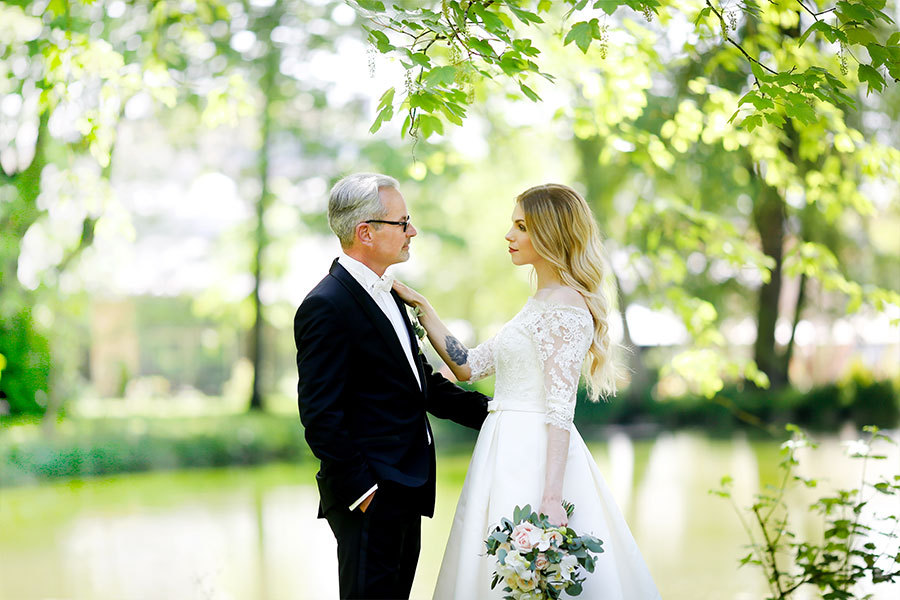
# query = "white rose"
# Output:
<box><xmin>544</xmin><ymin>529</ymin><xmax>565</xmax><ymax>548</ymax></box>
<box><xmin>505</xmin><ymin>550</ymin><xmax>530</xmax><ymax>576</ymax></box>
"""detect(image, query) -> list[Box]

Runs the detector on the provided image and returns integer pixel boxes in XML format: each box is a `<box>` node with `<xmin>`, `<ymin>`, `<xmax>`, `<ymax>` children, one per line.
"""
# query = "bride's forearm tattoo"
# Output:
<box><xmin>445</xmin><ymin>336</ymin><xmax>469</xmax><ymax>366</ymax></box>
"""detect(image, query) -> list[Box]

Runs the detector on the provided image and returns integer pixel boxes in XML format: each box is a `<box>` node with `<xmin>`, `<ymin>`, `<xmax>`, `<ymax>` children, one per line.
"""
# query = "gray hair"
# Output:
<box><xmin>328</xmin><ymin>173</ymin><xmax>399</xmax><ymax>247</ymax></box>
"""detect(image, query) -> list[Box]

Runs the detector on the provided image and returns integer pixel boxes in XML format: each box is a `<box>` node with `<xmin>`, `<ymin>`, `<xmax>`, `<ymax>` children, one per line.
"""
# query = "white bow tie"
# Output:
<box><xmin>371</xmin><ymin>273</ymin><xmax>394</xmax><ymax>294</ymax></box>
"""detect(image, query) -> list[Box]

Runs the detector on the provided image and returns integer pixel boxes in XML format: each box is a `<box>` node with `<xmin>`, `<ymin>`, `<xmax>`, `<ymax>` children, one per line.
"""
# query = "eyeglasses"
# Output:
<box><xmin>363</xmin><ymin>216</ymin><xmax>412</xmax><ymax>233</ymax></box>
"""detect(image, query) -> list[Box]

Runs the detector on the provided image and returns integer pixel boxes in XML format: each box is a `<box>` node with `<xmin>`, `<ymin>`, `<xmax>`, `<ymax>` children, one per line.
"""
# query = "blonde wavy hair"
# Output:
<box><xmin>517</xmin><ymin>183</ymin><xmax>618</xmax><ymax>401</ymax></box>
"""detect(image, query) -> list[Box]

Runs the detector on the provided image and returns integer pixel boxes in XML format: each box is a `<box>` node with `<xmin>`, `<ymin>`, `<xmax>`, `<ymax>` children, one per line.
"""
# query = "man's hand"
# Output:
<box><xmin>359</xmin><ymin>490</ymin><xmax>376</xmax><ymax>513</ymax></box>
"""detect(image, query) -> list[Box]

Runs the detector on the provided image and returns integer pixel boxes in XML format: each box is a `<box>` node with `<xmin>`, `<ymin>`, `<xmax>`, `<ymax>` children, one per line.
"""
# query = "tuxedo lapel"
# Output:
<box><xmin>392</xmin><ymin>291</ymin><xmax>428</xmax><ymax>395</ymax></box>
<box><xmin>329</xmin><ymin>260</ymin><xmax>421</xmax><ymax>390</ymax></box>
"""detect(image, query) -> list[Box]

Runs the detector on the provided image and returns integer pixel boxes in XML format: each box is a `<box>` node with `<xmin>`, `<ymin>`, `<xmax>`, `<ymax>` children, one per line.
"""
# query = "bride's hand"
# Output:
<box><xmin>392</xmin><ymin>279</ymin><xmax>428</xmax><ymax>309</ymax></box>
<box><xmin>540</xmin><ymin>499</ymin><xmax>569</xmax><ymax>527</ymax></box>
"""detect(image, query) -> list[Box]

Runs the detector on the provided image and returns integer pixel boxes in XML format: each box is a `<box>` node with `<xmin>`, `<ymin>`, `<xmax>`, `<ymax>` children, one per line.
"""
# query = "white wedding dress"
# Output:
<box><xmin>433</xmin><ymin>297</ymin><xmax>662</xmax><ymax>600</ymax></box>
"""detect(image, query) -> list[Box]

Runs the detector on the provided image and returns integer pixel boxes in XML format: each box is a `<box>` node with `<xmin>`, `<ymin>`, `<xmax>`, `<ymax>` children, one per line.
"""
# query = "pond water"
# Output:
<box><xmin>1</xmin><ymin>430</ymin><xmax>897</xmax><ymax>600</ymax></box>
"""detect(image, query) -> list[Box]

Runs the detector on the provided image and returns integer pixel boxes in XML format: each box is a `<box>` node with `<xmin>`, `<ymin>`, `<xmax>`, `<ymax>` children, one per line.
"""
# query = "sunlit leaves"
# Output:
<box><xmin>783</xmin><ymin>242</ymin><xmax>899</xmax><ymax>316</ymax></box>
<box><xmin>354</xmin><ymin>1</ymin><xmax>665</xmax><ymax>136</ymax></box>
<box><xmin>664</xmin><ymin>349</ymin><xmax>768</xmax><ymax>397</ymax></box>
<box><xmin>360</xmin><ymin>0</ymin><xmax>898</xmax><ymax>141</ymax></box>
<box><xmin>423</xmin><ymin>65</ymin><xmax>457</xmax><ymax>88</ymax></box>
<box><xmin>416</xmin><ymin>113</ymin><xmax>444</xmax><ymax>139</ymax></box>
<box><xmin>369</xmin><ymin>86</ymin><xmax>394</xmax><ymax>134</ymax></box>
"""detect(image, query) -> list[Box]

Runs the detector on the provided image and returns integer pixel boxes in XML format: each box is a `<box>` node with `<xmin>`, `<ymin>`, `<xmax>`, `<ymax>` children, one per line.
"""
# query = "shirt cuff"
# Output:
<box><xmin>348</xmin><ymin>484</ymin><xmax>378</xmax><ymax>511</ymax></box>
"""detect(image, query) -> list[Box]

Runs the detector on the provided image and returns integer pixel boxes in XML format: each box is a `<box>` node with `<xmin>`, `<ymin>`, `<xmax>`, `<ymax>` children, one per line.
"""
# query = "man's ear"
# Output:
<box><xmin>355</xmin><ymin>222</ymin><xmax>374</xmax><ymax>247</ymax></box>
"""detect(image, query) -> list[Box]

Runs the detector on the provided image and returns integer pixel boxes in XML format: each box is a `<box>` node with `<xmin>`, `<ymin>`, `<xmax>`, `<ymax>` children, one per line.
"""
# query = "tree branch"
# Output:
<box><xmin>705</xmin><ymin>1</ymin><xmax>781</xmax><ymax>86</ymax></box>
<box><xmin>795</xmin><ymin>0</ymin><xmax>819</xmax><ymax>21</ymax></box>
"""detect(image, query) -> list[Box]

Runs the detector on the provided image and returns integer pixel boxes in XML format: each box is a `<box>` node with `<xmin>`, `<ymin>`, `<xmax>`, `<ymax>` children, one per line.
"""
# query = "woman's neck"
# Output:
<box><xmin>534</xmin><ymin>260</ymin><xmax>562</xmax><ymax>290</ymax></box>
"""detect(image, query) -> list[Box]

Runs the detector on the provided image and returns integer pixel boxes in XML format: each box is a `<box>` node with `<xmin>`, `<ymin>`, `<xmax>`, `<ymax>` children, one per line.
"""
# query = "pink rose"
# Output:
<box><xmin>534</xmin><ymin>553</ymin><xmax>550</xmax><ymax>570</ymax></box>
<box><xmin>510</xmin><ymin>522</ymin><xmax>542</xmax><ymax>551</ymax></box>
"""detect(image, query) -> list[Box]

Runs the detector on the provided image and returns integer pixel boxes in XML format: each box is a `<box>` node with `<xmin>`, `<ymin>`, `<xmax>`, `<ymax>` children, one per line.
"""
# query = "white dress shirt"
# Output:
<box><xmin>338</xmin><ymin>254</ymin><xmax>423</xmax><ymax>510</ymax></box>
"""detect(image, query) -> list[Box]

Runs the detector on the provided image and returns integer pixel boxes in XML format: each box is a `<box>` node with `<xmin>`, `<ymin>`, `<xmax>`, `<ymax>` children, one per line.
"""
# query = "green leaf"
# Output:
<box><xmin>471</xmin><ymin>4</ymin><xmax>505</xmax><ymax>32</ymax></box>
<box><xmin>763</xmin><ymin>111</ymin><xmax>786</xmax><ymax>127</ymax></box>
<box><xmin>785</xmin><ymin>97</ymin><xmax>817</xmax><ymax>124</ymax></box>
<box><xmin>866</xmin><ymin>43</ymin><xmax>890</xmax><ymax>67</ymax></box>
<box><xmin>564</xmin><ymin>20</ymin><xmax>596</xmax><ymax>53</ymax></box>
<box><xmin>749</xmin><ymin>61</ymin><xmax>768</xmax><ymax>81</ymax></box>
<box><xmin>738</xmin><ymin>91</ymin><xmax>774</xmax><ymax>110</ymax></box>
<box><xmin>417</xmin><ymin>114</ymin><xmax>444</xmax><ymax>139</ymax></box>
<box><xmin>858</xmin><ymin>63</ymin><xmax>886</xmax><ymax>93</ymax></box>
<box><xmin>409</xmin><ymin>52</ymin><xmax>431</xmax><ymax>68</ymax></box>
<box><xmin>694</xmin><ymin>7</ymin><xmax>712</xmax><ymax>26</ymax></box>
<box><xmin>518</xmin><ymin>82</ymin><xmax>541</xmax><ymax>102</ymax></box>
<box><xmin>369</xmin><ymin>102</ymin><xmax>393</xmax><ymax>133</ymax></box>
<box><xmin>498</xmin><ymin>54</ymin><xmax>527</xmax><ymax>75</ymax></box>
<box><xmin>845</xmin><ymin>26</ymin><xmax>878</xmax><ymax>46</ymax></box>
<box><xmin>467</xmin><ymin>38</ymin><xmax>496</xmax><ymax>59</ymax></box>
<box><xmin>423</xmin><ymin>65</ymin><xmax>457</xmax><ymax>88</ymax></box>
<box><xmin>368</xmin><ymin>29</ymin><xmax>394</xmax><ymax>53</ymax></box>
<box><xmin>408</xmin><ymin>90</ymin><xmax>440</xmax><ymax>111</ymax></box>
<box><xmin>741</xmin><ymin>113</ymin><xmax>763</xmax><ymax>132</ymax></box>
<box><xmin>508</xmin><ymin>5</ymin><xmax>544</xmax><ymax>24</ymax></box>
<box><xmin>837</xmin><ymin>0</ymin><xmax>876</xmax><ymax>23</ymax></box>
<box><xmin>861</xmin><ymin>0</ymin><xmax>886</xmax><ymax>10</ymax></box>
<box><xmin>799</xmin><ymin>20</ymin><xmax>836</xmax><ymax>46</ymax></box>
<box><xmin>354</xmin><ymin>0</ymin><xmax>385</xmax><ymax>11</ymax></box>
<box><xmin>887</xmin><ymin>32</ymin><xmax>900</xmax><ymax>47</ymax></box>
<box><xmin>377</xmin><ymin>86</ymin><xmax>395</xmax><ymax>110</ymax></box>
<box><xmin>595</xmin><ymin>0</ymin><xmax>618</xmax><ymax>16</ymax></box>
<box><xmin>441</xmin><ymin>105</ymin><xmax>464</xmax><ymax>126</ymax></box>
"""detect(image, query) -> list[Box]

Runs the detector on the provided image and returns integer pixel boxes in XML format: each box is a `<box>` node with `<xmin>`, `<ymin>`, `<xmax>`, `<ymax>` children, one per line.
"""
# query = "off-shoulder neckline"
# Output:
<box><xmin>526</xmin><ymin>296</ymin><xmax>592</xmax><ymax>316</ymax></box>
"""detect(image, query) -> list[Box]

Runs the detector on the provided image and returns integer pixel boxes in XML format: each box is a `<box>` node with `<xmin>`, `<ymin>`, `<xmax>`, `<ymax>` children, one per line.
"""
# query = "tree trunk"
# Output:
<box><xmin>752</xmin><ymin>179</ymin><xmax>788</xmax><ymax>388</ymax></box>
<box><xmin>616</xmin><ymin>277</ymin><xmax>651</xmax><ymax>403</ymax></box>
<box><xmin>782</xmin><ymin>273</ymin><xmax>806</xmax><ymax>378</ymax></box>
<box><xmin>248</xmin><ymin>13</ymin><xmax>281</xmax><ymax>411</ymax></box>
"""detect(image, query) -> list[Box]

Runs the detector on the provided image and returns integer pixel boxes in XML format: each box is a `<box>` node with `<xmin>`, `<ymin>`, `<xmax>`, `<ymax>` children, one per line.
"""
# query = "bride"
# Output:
<box><xmin>393</xmin><ymin>183</ymin><xmax>661</xmax><ymax>599</ymax></box>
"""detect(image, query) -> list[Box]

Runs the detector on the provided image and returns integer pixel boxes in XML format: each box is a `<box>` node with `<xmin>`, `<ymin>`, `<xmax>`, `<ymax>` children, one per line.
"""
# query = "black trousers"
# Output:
<box><xmin>324</xmin><ymin>491</ymin><xmax>423</xmax><ymax>599</ymax></box>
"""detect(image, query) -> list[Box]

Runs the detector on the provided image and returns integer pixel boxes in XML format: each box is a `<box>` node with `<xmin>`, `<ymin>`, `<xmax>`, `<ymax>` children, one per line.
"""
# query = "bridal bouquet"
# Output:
<box><xmin>483</xmin><ymin>503</ymin><xmax>604</xmax><ymax>600</ymax></box>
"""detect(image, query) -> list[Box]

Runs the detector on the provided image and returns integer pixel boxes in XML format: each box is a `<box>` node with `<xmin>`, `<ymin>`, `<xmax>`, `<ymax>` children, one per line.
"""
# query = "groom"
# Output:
<box><xmin>295</xmin><ymin>173</ymin><xmax>490</xmax><ymax>599</ymax></box>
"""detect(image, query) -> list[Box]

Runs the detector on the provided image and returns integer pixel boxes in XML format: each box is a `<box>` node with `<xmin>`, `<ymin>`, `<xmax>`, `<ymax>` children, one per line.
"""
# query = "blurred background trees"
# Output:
<box><xmin>0</xmin><ymin>0</ymin><xmax>897</xmax><ymax>431</ymax></box>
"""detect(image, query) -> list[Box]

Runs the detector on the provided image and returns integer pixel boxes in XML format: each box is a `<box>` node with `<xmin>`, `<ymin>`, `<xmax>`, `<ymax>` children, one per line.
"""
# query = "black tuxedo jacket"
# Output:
<box><xmin>295</xmin><ymin>259</ymin><xmax>490</xmax><ymax>518</ymax></box>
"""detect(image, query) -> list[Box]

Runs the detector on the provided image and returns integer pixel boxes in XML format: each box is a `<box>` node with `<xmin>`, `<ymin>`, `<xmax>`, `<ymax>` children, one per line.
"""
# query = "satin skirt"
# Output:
<box><xmin>433</xmin><ymin>410</ymin><xmax>662</xmax><ymax>600</ymax></box>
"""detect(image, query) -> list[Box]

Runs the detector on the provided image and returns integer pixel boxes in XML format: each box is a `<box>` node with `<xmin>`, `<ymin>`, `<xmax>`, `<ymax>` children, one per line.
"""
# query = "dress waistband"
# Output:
<box><xmin>487</xmin><ymin>400</ymin><xmax>544</xmax><ymax>414</ymax></box>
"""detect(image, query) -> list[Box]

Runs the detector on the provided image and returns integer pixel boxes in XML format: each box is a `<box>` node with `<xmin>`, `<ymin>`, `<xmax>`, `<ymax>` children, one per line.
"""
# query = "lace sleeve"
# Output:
<box><xmin>467</xmin><ymin>335</ymin><xmax>497</xmax><ymax>382</ymax></box>
<box><xmin>529</xmin><ymin>306</ymin><xmax>593</xmax><ymax>431</ymax></box>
